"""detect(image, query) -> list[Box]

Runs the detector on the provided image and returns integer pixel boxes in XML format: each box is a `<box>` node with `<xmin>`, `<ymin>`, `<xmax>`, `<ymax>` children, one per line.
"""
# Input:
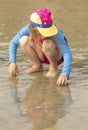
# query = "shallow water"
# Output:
<box><xmin>0</xmin><ymin>0</ymin><xmax>88</xmax><ymax>130</ymax></box>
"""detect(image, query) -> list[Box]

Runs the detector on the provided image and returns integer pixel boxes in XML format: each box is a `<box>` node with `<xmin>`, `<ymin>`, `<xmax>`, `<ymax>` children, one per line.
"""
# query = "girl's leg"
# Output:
<box><xmin>20</xmin><ymin>36</ymin><xmax>43</xmax><ymax>74</ymax></box>
<box><xmin>42</xmin><ymin>39</ymin><xmax>61</xmax><ymax>77</ymax></box>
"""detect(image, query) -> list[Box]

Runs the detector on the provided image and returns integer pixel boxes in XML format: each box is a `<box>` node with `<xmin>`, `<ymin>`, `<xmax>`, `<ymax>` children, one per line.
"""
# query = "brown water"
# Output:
<box><xmin>0</xmin><ymin>0</ymin><xmax>88</xmax><ymax>130</ymax></box>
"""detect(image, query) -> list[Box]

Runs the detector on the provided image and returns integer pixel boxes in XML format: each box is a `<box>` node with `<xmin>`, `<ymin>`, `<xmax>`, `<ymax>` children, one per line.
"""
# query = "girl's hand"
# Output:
<box><xmin>57</xmin><ymin>75</ymin><xmax>68</xmax><ymax>86</ymax></box>
<box><xmin>9</xmin><ymin>63</ymin><xmax>18</xmax><ymax>77</ymax></box>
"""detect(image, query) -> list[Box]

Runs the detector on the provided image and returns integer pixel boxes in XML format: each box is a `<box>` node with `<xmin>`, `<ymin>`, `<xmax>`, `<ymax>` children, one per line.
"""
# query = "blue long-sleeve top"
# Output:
<box><xmin>9</xmin><ymin>24</ymin><xmax>72</xmax><ymax>77</ymax></box>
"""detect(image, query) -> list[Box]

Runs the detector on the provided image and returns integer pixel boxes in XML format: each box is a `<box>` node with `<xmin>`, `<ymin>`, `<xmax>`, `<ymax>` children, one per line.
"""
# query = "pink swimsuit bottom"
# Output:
<box><xmin>41</xmin><ymin>53</ymin><xmax>63</xmax><ymax>65</ymax></box>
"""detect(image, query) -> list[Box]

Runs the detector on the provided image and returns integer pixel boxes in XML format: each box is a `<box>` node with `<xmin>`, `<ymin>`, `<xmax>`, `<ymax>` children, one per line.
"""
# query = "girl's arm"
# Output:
<box><xmin>52</xmin><ymin>29</ymin><xmax>72</xmax><ymax>78</ymax></box>
<box><xmin>9</xmin><ymin>25</ymin><xmax>30</xmax><ymax>63</ymax></box>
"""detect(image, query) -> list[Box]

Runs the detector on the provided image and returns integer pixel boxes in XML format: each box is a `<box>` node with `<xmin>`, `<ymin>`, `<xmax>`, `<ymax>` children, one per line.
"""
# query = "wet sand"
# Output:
<box><xmin>0</xmin><ymin>0</ymin><xmax>88</xmax><ymax>130</ymax></box>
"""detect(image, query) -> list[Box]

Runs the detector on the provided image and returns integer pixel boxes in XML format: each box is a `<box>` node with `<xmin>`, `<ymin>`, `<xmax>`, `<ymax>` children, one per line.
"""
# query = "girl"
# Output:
<box><xmin>9</xmin><ymin>8</ymin><xmax>72</xmax><ymax>86</ymax></box>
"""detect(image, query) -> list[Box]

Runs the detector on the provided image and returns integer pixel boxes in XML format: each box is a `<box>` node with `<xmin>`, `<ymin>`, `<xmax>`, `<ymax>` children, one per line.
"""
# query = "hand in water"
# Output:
<box><xmin>9</xmin><ymin>63</ymin><xmax>18</xmax><ymax>77</ymax></box>
<box><xmin>57</xmin><ymin>75</ymin><xmax>68</xmax><ymax>86</ymax></box>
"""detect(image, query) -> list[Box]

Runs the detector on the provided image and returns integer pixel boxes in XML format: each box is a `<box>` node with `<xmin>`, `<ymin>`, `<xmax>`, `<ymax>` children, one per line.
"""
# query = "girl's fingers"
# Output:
<box><xmin>57</xmin><ymin>75</ymin><xmax>68</xmax><ymax>86</ymax></box>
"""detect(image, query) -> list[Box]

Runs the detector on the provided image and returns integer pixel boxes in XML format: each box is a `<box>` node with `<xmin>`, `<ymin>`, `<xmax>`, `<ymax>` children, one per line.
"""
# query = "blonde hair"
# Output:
<box><xmin>29</xmin><ymin>24</ymin><xmax>43</xmax><ymax>47</ymax></box>
<box><xmin>29</xmin><ymin>24</ymin><xmax>39</xmax><ymax>39</ymax></box>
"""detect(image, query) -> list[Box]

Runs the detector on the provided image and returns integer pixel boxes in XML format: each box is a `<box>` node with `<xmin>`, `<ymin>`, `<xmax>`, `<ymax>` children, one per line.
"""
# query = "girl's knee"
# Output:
<box><xmin>42</xmin><ymin>39</ymin><xmax>56</xmax><ymax>52</ymax></box>
<box><xmin>20</xmin><ymin>36</ymin><xmax>29</xmax><ymax>47</ymax></box>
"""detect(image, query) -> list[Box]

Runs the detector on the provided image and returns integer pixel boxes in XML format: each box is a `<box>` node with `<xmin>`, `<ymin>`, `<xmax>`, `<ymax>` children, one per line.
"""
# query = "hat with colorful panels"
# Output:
<box><xmin>30</xmin><ymin>8</ymin><xmax>58</xmax><ymax>37</ymax></box>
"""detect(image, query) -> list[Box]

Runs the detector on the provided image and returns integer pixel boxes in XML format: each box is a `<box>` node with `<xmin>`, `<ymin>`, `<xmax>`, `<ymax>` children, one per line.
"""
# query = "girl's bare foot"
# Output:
<box><xmin>45</xmin><ymin>68</ymin><xmax>59</xmax><ymax>78</ymax></box>
<box><xmin>23</xmin><ymin>65</ymin><xmax>43</xmax><ymax>74</ymax></box>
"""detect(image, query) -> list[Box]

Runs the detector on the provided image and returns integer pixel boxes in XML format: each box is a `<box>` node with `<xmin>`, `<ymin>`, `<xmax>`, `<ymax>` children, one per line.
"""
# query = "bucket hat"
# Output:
<box><xmin>30</xmin><ymin>8</ymin><xmax>58</xmax><ymax>37</ymax></box>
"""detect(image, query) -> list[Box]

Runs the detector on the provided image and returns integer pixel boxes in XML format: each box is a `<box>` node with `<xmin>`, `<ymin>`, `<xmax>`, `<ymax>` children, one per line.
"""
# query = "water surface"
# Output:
<box><xmin>0</xmin><ymin>0</ymin><xmax>88</xmax><ymax>130</ymax></box>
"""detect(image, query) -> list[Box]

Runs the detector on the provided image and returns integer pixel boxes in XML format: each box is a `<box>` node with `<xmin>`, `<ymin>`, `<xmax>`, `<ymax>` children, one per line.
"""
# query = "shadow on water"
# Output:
<box><xmin>9</xmin><ymin>73</ymin><xmax>72</xmax><ymax>130</ymax></box>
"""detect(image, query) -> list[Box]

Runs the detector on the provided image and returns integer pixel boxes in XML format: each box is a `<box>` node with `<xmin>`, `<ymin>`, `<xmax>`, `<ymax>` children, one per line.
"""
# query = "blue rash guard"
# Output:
<box><xmin>9</xmin><ymin>24</ymin><xmax>72</xmax><ymax>77</ymax></box>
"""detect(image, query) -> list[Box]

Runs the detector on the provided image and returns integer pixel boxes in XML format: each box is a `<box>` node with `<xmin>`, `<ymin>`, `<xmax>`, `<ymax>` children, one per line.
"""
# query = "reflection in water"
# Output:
<box><xmin>9</xmin><ymin>77</ymin><xmax>19</xmax><ymax>103</ymax></box>
<box><xmin>9</xmin><ymin>73</ymin><xmax>72</xmax><ymax>130</ymax></box>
